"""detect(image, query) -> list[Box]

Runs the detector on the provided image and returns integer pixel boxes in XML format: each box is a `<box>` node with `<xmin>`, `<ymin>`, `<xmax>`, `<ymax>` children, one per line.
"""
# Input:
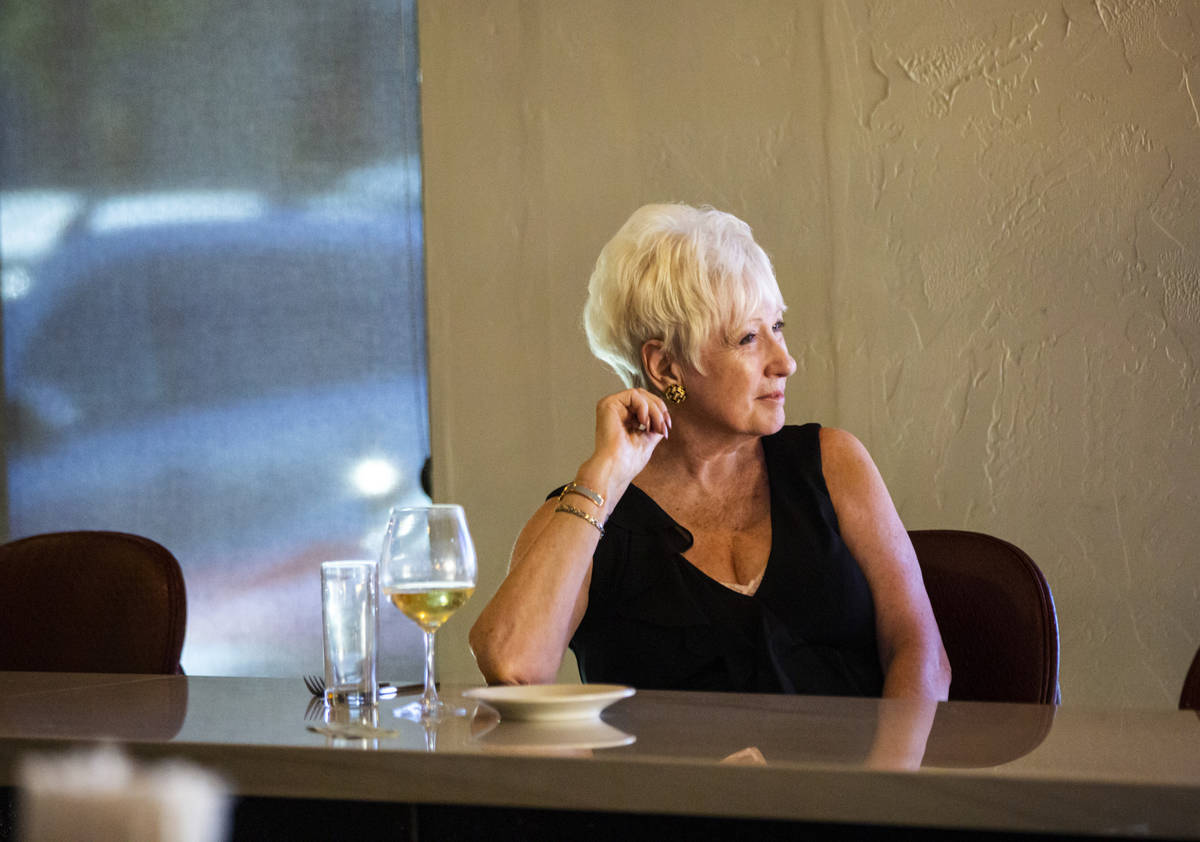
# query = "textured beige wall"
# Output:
<box><xmin>420</xmin><ymin>0</ymin><xmax>1200</xmax><ymax>708</ymax></box>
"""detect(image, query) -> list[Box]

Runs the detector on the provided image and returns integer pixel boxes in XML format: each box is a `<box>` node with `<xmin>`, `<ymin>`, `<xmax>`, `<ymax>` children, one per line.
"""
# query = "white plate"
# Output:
<box><xmin>463</xmin><ymin>683</ymin><xmax>635</xmax><ymax>722</ymax></box>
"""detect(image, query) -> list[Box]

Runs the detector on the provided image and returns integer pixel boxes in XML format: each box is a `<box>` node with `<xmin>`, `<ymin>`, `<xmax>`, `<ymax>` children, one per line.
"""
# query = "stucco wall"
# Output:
<box><xmin>419</xmin><ymin>0</ymin><xmax>1200</xmax><ymax>709</ymax></box>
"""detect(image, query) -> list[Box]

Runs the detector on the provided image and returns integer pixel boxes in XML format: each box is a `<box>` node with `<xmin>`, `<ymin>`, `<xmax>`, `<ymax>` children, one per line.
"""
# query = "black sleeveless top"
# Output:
<box><xmin>567</xmin><ymin>423</ymin><xmax>884</xmax><ymax>696</ymax></box>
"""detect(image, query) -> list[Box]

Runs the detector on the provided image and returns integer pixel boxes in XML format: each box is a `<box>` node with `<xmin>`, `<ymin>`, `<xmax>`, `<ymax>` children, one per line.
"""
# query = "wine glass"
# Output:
<box><xmin>379</xmin><ymin>504</ymin><xmax>477</xmax><ymax>721</ymax></box>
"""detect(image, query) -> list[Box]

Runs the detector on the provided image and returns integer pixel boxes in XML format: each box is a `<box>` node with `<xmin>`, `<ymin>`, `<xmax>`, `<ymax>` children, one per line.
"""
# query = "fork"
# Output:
<box><xmin>303</xmin><ymin>695</ymin><xmax>325</xmax><ymax>721</ymax></box>
<box><xmin>303</xmin><ymin>674</ymin><xmax>407</xmax><ymax>699</ymax></box>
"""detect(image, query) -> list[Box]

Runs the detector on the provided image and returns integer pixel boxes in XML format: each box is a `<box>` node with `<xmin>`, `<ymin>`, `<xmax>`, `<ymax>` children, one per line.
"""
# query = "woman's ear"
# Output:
<box><xmin>641</xmin><ymin>339</ymin><xmax>683</xmax><ymax>394</ymax></box>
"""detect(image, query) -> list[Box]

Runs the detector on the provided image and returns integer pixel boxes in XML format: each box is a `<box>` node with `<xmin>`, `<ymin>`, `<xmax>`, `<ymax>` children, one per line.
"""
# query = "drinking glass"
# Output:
<box><xmin>320</xmin><ymin>560</ymin><xmax>378</xmax><ymax>708</ymax></box>
<box><xmin>380</xmin><ymin>504</ymin><xmax>477</xmax><ymax>721</ymax></box>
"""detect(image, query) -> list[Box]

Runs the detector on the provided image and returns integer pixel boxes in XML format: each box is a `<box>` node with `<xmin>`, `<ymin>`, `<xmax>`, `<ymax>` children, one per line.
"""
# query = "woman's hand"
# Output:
<box><xmin>582</xmin><ymin>388</ymin><xmax>672</xmax><ymax>509</ymax></box>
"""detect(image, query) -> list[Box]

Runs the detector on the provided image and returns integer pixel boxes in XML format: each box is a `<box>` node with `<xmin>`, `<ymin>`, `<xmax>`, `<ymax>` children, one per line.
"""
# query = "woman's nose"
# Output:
<box><xmin>769</xmin><ymin>337</ymin><xmax>797</xmax><ymax>377</ymax></box>
<box><xmin>779</xmin><ymin>350</ymin><xmax>797</xmax><ymax>377</ymax></box>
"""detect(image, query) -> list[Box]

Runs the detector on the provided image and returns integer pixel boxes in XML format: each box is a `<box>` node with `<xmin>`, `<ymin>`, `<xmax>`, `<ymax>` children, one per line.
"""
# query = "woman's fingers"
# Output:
<box><xmin>597</xmin><ymin>388</ymin><xmax>671</xmax><ymax>443</ymax></box>
<box><xmin>617</xmin><ymin>389</ymin><xmax>670</xmax><ymax>437</ymax></box>
<box><xmin>652</xmin><ymin>394</ymin><xmax>672</xmax><ymax>435</ymax></box>
<box><xmin>590</xmin><ymin>389</ymin><xmax>671</xmax><ymax>485</ymax></box>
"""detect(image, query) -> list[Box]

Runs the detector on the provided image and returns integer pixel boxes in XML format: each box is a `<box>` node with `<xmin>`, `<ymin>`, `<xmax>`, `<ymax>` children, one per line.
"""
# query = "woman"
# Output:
<box><xmin>470</xmin><ymin>203</ymin><xmax>950</xmax><ymax>699</ymax></box>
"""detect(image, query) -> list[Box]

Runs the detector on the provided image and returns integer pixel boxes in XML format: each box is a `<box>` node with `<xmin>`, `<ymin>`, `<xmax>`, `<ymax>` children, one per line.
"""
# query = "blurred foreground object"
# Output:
<box><xmin>18</xmin><ymin>744</ymin><xmax>228</xmax><ymax>842</ymax></box>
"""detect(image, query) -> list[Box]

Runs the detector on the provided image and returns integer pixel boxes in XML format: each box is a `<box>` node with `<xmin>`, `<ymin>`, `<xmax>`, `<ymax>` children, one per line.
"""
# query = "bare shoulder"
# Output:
<box><xmin>817</xmin><ymin>426</ymin><xmax>897</xmax><ymax>529</ymax></box>
<box><xmin>818</xmin><ymin>425</ymin><xmax>866</xmax><ymax>454</ymax></box>
<box><xmin>818</xmin><ymin>427</ymin><xmax>876</xmax><ymax>485</ymax></box>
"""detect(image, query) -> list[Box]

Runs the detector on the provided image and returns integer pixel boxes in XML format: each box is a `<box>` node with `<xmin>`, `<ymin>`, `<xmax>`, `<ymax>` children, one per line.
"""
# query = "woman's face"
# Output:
<box><xmin>680</xmin><ymin>302</ymin><xmax>797</xmax><ymax>439</ymax></box>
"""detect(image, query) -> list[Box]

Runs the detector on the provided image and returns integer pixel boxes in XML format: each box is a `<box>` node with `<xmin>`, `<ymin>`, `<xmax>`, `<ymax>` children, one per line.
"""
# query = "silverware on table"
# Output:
<box><xmin>306</xmin><ymin>722</ymin><xmax>402</xmax><ymax>738</ymax></box>
<box><xmin>302</xmin><ymin>674</ymin><xmax>411</xmax><ymax>699</ymax></box>
<box><xmin>303</xmin><ymin>695</ymin><xmax>325</xmax><ymax>721</ymax></box>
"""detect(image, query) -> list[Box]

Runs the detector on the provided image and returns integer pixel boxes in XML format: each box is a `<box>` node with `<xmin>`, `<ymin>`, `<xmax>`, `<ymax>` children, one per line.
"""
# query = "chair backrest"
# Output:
<box><xmin>909</xmin><ymin>529</ymin><xmax>1059</xmax><ymax>704</ymax></box>
<box><xmin>1181</xmin><ymin>646</ymin><xmax>1200</xmax><ymax>710</ymax></box>
<box><xmin>0</xmin><ymin>531</ymin><xmax>186</xmax><ymax>674</ymax></box>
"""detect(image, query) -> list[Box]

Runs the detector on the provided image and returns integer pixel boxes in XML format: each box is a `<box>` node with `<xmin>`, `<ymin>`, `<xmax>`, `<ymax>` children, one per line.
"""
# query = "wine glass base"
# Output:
<box><xmin>393</xmin><ymin>699</ymin><xmax>467</xmax><ymax>723</ymax></box>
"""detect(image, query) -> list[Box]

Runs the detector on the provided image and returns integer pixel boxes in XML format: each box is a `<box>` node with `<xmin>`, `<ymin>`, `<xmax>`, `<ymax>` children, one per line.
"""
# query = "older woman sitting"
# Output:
<box><xmin>470</xmin><ymin>203</ymin><xmax>950</xmax><ymax>699</ymax></box>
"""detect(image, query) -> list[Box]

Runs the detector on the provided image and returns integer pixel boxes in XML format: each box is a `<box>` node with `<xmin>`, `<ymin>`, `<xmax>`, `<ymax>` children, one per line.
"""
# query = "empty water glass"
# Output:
<box><xmin>320</xmin><ymin>560</ymin><xmax>378</xmax><ymax>707</ymax></box>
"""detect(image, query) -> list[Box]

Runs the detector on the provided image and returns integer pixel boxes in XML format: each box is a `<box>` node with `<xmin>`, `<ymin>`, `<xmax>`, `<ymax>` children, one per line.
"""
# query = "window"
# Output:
<box><xmin>1</xmin><ymin>0</ymin><xmax>427</xmax><ymax>678</ymax></box>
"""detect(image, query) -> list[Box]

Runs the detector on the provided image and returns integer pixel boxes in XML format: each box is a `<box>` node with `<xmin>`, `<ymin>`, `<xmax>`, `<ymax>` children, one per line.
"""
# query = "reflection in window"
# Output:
<box><xmin>0</xmin><ymin>0</ymin><xmax>428</xmax><ymax>678</ymax></box>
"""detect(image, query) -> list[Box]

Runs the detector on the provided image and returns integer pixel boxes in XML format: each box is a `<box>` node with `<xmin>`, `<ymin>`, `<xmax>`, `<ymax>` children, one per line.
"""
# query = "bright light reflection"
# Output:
<box><xmin>0</xmin><ymin>190</ymin><xmax>84</xmax><ymax>261</ymax></box>
<box><xmin>88</xmin><ymin>191</ymin><xmax>266</xmax><ymax>233</ymax></box>
<box><xmin>2</xmin><ymin>266</ymin><xmax>33</xmax><ymax>301</ymax></box>
<box><xmin>351</xmin><ymin>458</ymin><xmax>400</xmax><ymax>497</ymax></box>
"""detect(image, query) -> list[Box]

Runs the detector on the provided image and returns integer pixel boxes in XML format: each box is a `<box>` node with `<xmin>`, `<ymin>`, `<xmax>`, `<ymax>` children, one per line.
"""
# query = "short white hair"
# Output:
<box><xmin>583</xmin><ymin>203</ymin><xmax>784</xmax><ymax>388</ymax></box>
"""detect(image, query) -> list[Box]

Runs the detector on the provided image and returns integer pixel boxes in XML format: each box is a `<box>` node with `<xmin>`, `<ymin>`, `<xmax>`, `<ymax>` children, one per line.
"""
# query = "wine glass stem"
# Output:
<box><xmin>422</xmin><ymin>629</ymin><xmax>439</xmax><ymax>710</ymax></box>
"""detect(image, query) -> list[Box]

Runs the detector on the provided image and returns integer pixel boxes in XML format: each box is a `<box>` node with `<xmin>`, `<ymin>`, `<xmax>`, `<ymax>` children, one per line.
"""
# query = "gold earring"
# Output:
<box><xmin>664</xmin><ymin>383</ymin><xmax>686</xmax><ymax>404</ymax></box>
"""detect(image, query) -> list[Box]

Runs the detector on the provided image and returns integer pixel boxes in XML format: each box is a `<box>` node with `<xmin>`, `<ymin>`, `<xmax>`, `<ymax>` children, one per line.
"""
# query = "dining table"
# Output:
<box><xmin>0</xmin><ymin>671</ymin><xmax>1197</xmax><ymax>841</ymax></box>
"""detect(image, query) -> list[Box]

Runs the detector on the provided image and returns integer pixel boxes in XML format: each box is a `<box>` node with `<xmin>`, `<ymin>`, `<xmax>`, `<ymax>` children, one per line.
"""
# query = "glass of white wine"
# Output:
<box><xmin>380</xmin><ymin>504</ymin><xmax>477</xmax><ymax>721</ymax></box>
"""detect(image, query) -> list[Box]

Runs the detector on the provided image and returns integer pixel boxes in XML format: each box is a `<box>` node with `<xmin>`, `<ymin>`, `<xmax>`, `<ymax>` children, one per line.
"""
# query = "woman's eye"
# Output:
<box><xmin>739</xmin><ymin>332</ymin><xmax>756</xmax><ymax>345</ymax></box>
<box><xmin>773</xmin><ymin>320</ymin><xmax>785</xmax><ymax>332</ymax></box>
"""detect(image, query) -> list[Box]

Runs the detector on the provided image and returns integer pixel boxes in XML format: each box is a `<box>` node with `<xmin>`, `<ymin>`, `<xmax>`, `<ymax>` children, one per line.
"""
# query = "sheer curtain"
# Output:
<box><xmin>0</xmin><ymin>0</ymin><xmax>427</xmax><ymax>678</ymax></box>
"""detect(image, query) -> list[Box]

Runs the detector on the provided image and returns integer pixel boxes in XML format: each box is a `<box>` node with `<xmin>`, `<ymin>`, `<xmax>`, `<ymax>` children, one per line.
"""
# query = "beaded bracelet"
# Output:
<box><xmin>554</xmin><ymin>502</ymin><xmax>604</xmax><ymax>536</ymax></box>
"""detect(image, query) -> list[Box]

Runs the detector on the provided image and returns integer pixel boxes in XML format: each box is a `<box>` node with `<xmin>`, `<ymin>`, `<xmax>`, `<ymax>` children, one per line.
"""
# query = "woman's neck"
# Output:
<box><xmin>635</xmin><ymin>426</ymin><xmax>771</xmax><ymax>555</ymax></box>
<box><xmin>639</xmin><ymin>424</ymin><xmax>763</xmax><ymax>491</ymax></box>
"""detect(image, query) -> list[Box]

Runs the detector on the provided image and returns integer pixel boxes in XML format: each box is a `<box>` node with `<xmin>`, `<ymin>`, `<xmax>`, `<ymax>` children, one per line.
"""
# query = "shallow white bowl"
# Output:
<box><xmin>463</xmin><ymin>683</ymin><xmax>635</xmax><ymax>722</ymax></box>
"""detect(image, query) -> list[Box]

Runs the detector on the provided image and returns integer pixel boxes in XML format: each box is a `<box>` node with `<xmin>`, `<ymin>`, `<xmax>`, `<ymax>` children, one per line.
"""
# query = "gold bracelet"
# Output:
<box><xmin>554</xmin><ymin>502</ymin><xmax>605</xmax><ymax>536</ymax></box>
<box><xmin>561</xmin><ymin>481</ymin><xmax>604</xmax><ymax>508</ymax></box>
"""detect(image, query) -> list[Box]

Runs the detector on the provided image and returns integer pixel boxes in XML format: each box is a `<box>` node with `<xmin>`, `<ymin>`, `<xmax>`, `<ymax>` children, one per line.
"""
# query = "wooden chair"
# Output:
<box><xmin>1180</xmin><ymin>646</ymin><xmax>1200</xmax><ymax>710</ymax></box>
<box><xmin>909</xmin><ymin>529</ymin><xmax>1059</xmax><ymax>704</ymax></box>
<box><xmin>0</xmin><ymin>531</ymin><xmax>187</xmax><ymax>674</ymax></box>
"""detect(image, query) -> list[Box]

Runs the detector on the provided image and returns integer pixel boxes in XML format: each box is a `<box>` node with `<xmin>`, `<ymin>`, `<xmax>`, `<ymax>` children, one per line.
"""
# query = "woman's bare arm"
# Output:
<box><xmin>468</xmin><ymin>389</ymin><xmax>671</xmax><ymax>685</ymax></box>
<box><xmin>820</xmin><ymin>427</ymin><xmax>951</xmax><ymax>700</ymax></box>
